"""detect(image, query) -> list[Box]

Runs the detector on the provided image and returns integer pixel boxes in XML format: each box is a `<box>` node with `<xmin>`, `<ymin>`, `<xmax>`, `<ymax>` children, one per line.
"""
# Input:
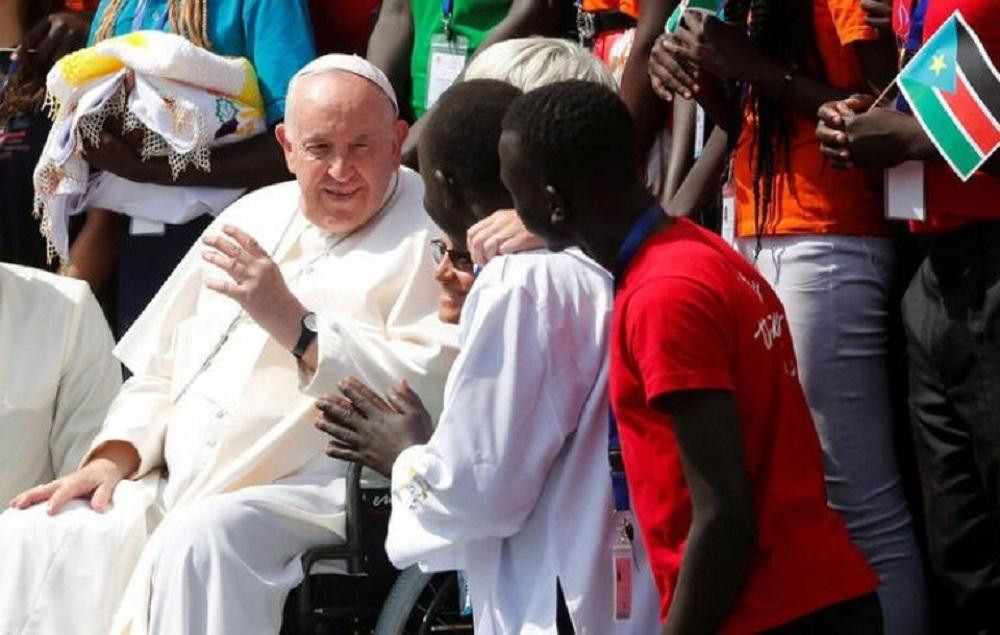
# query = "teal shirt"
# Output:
<box><xmin>88</xmin><ymin>0</ymin><xmax>316</xmax><ymax>125</ymax></box>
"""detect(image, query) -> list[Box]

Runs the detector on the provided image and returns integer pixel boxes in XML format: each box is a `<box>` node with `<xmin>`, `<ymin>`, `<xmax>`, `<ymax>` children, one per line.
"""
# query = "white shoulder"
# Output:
<box><xmin>214</xmin><ymin>180</ymin><xmax>301</xmax><ymax>231</ymax></box>
<box><xmin>0</xmin><ymin>263</ymin><xmax>91</xmax><ymax>306</ymax></box>
<box><xmin>478</xmin><ymin>248</ymin><xmax>611</xmax><ymax>298</ymax></box>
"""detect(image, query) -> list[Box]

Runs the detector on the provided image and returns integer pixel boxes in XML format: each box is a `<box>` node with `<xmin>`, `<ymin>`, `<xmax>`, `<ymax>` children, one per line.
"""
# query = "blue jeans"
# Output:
<box><xmin>737</xmin><ymin>235</ymin><xmax>928</xmax><ymax>635</ymax></box>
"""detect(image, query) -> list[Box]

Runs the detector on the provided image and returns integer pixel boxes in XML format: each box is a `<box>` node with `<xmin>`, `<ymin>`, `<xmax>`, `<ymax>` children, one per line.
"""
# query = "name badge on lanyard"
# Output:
<box><xmin>426</xmin><ymin>0</ymin><xmax>469</xmax><ymax>109</ymax></box>
<box><xmin>612</xmin><ymin>539</ymin><xmax>633</xmax><ymax>621</ymax></box>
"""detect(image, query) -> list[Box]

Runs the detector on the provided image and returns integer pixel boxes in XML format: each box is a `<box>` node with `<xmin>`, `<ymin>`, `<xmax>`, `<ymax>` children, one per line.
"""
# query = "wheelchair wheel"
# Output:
<box><xmin>373</xmin><ymin>567</ymin><xmax>473</xmax><ymax>634</ymax></box>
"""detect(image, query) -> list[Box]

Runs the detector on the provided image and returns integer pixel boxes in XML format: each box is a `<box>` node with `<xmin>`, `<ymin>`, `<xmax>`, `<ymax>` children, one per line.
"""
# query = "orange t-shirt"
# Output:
<box><xmin>734</xmin><ymin>0</ymin><xmax>887</xmax><ymax>238</ymax></box>
<box><xmin>581</xmin><ymin>0</ymin><xmax>639</xmax><ymax>19</ymax></box>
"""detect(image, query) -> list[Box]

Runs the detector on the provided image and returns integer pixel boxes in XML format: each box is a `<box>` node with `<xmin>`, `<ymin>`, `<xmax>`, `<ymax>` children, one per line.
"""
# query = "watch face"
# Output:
<box><xmin>304</xmin><ymin>312</ymin><xmax>318</xmax><ymax>331</ymax></box>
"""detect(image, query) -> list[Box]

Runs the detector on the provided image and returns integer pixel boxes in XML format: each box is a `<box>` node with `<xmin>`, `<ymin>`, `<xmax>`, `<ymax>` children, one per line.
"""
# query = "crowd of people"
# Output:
<box><xmin>0</xmin><ymin>0</ymin><xmax>998</xmax><ymax>633</ymax></box>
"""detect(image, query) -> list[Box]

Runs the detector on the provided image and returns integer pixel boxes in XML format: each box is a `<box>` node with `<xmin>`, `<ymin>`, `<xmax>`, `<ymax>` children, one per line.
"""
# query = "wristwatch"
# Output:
<box><xmin>292</xmin><ymin>312</ymin><xmax>318</xmax><ymax>359</ymax></box>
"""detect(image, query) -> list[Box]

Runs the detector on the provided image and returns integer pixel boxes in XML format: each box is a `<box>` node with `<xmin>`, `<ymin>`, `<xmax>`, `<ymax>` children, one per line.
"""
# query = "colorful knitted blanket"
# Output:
<box><xmin>33</xmin><ymin>30</ymin><xmax>267</xmax><ymax>262</ymax></box>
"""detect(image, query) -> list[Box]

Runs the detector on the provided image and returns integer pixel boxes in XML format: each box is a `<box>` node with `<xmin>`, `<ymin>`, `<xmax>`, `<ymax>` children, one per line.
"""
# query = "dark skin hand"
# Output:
<box><xmin>655</xmin><ymin>389</ymin><xmax>757</xmax><ymax>635</ymax></box>
<box><xmin>653</xmin><ymin>11</ymin><xmax>892</xmax><ymax>131</ymax></box>
<box><xmin>82</xmin><ymin>126</ymin><xmax>290</xmax><ymax>189</ymax></box>
<box><xmin>817</xmin><ymin>95</ymin><xmax>1000</xmax><ymax>175</ymax></box>
<box><xmin>316</xmin><ymin>377</ymin><xmax>434</xmax><ymax>478</ymax></box>
<box><xmin>14</xmin><ymin>11</ymin><xmax>90</xmax><ymax>67</ymax></box>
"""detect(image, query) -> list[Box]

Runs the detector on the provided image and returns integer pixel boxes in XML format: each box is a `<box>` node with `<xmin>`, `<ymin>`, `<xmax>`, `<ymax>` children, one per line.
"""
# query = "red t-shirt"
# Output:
<box><xmin>894</xmin><ymin>0</ymin><xmax>1000</xmax><ymax>233</ymax></box>
<box><xmin>610</xmin><ymin>218</ymin><xmax>878</xmax><ymax>631</ymax></box>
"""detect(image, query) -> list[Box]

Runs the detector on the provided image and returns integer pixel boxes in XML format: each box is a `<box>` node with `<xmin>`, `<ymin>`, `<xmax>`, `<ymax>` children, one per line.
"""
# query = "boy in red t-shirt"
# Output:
<box><xmin>817</xmin><ymin>2</ymin><xmax>1000</xmax><ymax>631</ymax></box>
<box><xmin>500</xmin><ymin>80</ymin><xmax>881</xmax><ymax>634</ymax></box>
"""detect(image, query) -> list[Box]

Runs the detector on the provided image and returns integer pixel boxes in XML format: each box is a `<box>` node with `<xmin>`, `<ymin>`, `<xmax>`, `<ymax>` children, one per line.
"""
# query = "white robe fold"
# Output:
<box><xmin>386</xmin><ymin>249</ymin><xmax>660</xmax><ymax>634</ymax></box>
<box><xmin>0</xmin><ymin>167</ymin><xmax>457</xmax><ymax>635</ymax></box>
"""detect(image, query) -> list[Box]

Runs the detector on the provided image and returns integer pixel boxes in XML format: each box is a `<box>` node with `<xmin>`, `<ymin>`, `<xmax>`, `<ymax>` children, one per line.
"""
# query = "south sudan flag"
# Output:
<box><xmin>665</xmin><ymin>0</ymin><xmax>724</xmax><ymax>34</ymax></box>
<box><xmin>898</xmin><ymin>12</ymin><xmax>1000</xmax><ymax>181</ymax></box>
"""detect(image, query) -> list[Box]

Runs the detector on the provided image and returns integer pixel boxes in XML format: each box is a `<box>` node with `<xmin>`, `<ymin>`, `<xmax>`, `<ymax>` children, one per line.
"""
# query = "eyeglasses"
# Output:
<box><xmin>430</xmin><ymin>239</ymin><xmax>474</xmax><ymax>273</ymax></box>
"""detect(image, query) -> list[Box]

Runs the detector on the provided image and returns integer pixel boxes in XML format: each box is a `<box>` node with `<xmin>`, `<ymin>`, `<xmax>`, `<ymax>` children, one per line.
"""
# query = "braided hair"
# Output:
<box><xmin>94</xmin><ymin>0</ymin><xmax>211</xmax><ymax>50</ymax></box>
<box><xmin>0</xmin><ymin>0</ymin><xmax>64</xmax><ymax>122</ymax></box>
<box><xmin>724</xmin><ymin>0</ymin><xmax>821</xmax><ymax>243</ymax></box>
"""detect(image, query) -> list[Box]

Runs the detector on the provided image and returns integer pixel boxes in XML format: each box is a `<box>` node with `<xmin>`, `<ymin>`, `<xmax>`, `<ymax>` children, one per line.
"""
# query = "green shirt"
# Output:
<box><xmin>409</xmin><ymin>0</ymin><xmax>510</xmax><ymax>118</ymax></box>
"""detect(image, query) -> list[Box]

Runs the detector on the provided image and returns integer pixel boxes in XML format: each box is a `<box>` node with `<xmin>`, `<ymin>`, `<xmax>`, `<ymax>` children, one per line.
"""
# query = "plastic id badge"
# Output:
<box><xmin>885</xmin><ymin>161</ymin><xmax>926</xmax><ymax>222</ymax></box>
<box><xmin>612</xmin><ymin>542</ymin><xmax>633</xmax><ymax>622</ymax></box>
<box><xmin>426</xmin><ymin>33</ymin><xmax>469</xmax><ymax>109</ymax></box>
<box><xmin>721</xmin><ymin>181</ymin><xmax>736</xmax><ymax>246</ymax></box>
<box><xmin>130</xmin><ymin>217</ymin><xmax>166</xmax><ymax>236</ymax></box>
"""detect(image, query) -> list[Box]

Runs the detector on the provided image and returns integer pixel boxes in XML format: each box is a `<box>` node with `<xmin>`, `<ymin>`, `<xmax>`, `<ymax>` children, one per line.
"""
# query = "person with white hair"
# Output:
<box><xmin>0</xmin><ymin>54</ymin><xmax>457</xmax><ymax>635</ymax></box>
<box><xmin>463</xmin><ymin>36</ymin><xmax>618</xmax><ymax>92</ymax></box>
<box><xmin>460</xmin><ymin>37</ymin><xmax>618</xmax><ymax>265</ymax></box>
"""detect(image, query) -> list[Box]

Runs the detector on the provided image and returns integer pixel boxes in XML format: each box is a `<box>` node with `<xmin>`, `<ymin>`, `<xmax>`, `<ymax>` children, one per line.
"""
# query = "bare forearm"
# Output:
<box><xmin>665</xmin><ymin>127</ymin><xmax>728</xmax><ymax>218</ymax></box>
<box><xmin>854</xmin><ymin>37</ymin><xmax>899</xmax><ymax>95</ymax></box>
<box><xmin>621</xmin><ymin>0</ymin><xmax>678</xmax><ymax>156</ymax></box>
<box><xmin>662</xmin><ymin>97</ymin><xmax>698</xmax><ymax>200</ymax></box>
<box><xmin>367</xmin><ymin>0</ymin><xmax>414</xmax><ymax>119</ymax></box>
<box><xmin>127</xmin><ymin>131</ymin><xmax>289</xmax><ymax>189</ymax></box>
<box><xmin>746</xmin><ymin>58</ymin><xmax>850</xmax><ymax>119</ymax></box>
<box><xmin>662</xmin><ymin>516</ymin><xmax>755</xmax><ymax>635</ymax></box>
<box><xmin>66</xmin><ymin>207</ymin><xmax>123</xmax><ymax>293</ymax></box>
<box><xmin>473</xmin><ymin>0</ymin><xmax>561</xmax><ymax>58</ymax></box>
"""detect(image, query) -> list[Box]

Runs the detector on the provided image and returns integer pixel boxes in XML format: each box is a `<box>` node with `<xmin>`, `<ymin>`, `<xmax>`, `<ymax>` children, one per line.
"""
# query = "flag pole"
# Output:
<box><xmin>866</xmin><ymin>76</ymin><xmax>899</xmax><ymax>113</ymax></box>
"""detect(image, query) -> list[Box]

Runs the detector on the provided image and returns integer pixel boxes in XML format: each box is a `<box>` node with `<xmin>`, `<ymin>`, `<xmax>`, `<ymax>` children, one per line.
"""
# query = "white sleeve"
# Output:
<box><xmin>300</xmin><ymin>232</ymin><xmax>457</xmax><ymax>420</ymax></box>
<box><xmin>81</xmin><ymin>215</ymin><xmax>215</xmax><ymax>476</ymax></box>
<box><xmin>384</xmin><ymin>282</ymin><xmax>588</xmax><ymax>571</ymax></box>
<box><xmin>49</xmin><ymin>286</ymin><xmax>122</xmax><ymax>477</ymax></box>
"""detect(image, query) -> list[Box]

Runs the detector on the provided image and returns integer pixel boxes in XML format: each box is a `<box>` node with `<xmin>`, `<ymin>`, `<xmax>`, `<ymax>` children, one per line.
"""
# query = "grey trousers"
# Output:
<box><xmin>738</xmin><ymin>235</ymin><xmax>928</xmax><ymax>635</ymax></box>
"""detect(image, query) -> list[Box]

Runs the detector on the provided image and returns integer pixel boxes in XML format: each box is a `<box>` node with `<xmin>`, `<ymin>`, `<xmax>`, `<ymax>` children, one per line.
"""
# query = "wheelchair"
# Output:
<box><xmin>281</xmin><ymin>462</ymin><xmax>474</xmax><ymax>634</ymax></box>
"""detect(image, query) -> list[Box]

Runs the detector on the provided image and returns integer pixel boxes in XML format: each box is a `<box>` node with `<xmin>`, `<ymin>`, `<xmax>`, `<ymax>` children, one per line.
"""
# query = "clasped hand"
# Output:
<box><xmin>816</xmin><ymin>94</ymin><xmax>916</xmax><ymax>170</ymax></box>
<box><xmin>650</xmin><ymin>12</ymin><xmax>756</xmax><ymax>102</ymax></box>
<box><xmin>315</xmin><ymin>377</ymin><xmax>434</xmax><ymax>478</ymax></box>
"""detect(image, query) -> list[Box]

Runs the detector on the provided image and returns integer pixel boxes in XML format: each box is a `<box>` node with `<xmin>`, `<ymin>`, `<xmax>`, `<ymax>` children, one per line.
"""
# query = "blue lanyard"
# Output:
<box><xmin>131</xmin><ymin>0</ymin><xmax>171</xmax><ymax>33</ymax></box>
<box><xmin>442</xmin><ymin>0</ymin><xmax>456</xmax><ymax>39</ymax></box>
<box><xmin>608</xmin><ymin>203</ymin><xmax>666</xmax><ymax>515</ymax></box>
<box><xmin>614</xmin><ymin>203</ymin><xmax>664</xmax><ymax>282</ymax></box>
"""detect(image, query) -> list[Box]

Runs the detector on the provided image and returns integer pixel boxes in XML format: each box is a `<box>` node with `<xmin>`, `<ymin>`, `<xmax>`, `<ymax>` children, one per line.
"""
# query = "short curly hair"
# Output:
<box><xmin>501</xmin><ymin>80</ymin><xmax>637</xmax><ymax>190</ymax></box>
<box><xmin>421</xmin><ymin>79</ymin><xmax>523</xmax><ymax>211</ymax></box>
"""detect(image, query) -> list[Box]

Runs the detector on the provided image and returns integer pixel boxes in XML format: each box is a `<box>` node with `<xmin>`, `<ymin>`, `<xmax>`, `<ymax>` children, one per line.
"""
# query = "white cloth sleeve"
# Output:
<box><xmin>384</xmin><ymin>283</ymin><xmax>584</xmax><ymax>571</ymax></box>
<box><xmin>81</xmin><ymin>213</ymin><xmax>221</xmax><ymax>476</ymax></box>
<box><xmin>49</xmin><ymin>285</ymin><xmax>122</xmax><ymax>477</ymax></box>
<box><xmin>299</xmin><ymin>234</ymin><xmax>456</xmax><ymax>420</ymax></box>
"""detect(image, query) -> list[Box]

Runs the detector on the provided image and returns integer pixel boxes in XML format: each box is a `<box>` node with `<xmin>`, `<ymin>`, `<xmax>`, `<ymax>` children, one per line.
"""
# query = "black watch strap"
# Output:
<box><xmin>292</xmin><ymin>312</ymin><xmax>318</xmax><ymax>359</ymax></box>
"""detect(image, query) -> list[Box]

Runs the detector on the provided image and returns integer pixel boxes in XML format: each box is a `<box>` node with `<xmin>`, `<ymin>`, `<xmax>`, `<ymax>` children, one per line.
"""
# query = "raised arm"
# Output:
<box><xmin>367</xmin><ymin>0</ymin><xmax>416</xmax><ymax>121</ymax></box>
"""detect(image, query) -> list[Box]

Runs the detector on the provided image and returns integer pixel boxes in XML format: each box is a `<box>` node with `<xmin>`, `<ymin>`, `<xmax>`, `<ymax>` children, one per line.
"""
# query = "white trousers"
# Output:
<box><xmin>736</xmin><ymin>235</ymin><xmax>929</xmax><ymax>635</ymax></box>
<box><xmin>0</xmin><ymin>464</ymin><xmax>344</xmax><ymax>635</ymax></box>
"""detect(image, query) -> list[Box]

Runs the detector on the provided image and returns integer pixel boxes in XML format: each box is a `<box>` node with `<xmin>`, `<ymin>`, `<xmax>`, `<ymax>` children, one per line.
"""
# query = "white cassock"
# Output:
<box><xmin>0</xmin><ymin>167</ymin><xmax>457</xmax><ymax>635</ymax></box>
<box><xmin>386</xmin><ymin>249</ymin><xmax>661</xmax><ymax>635</ymax></box>
<box><xmin>0</xmin><ymin>264</ymin><xmax>121</xmax><ymax>505</ymax></box>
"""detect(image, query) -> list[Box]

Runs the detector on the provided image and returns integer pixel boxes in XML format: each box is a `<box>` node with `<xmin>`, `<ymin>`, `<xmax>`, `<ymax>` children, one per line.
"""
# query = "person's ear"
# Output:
<box><xmin>544</xmin><ymin>184</ymin><xmax>569</xmax><ymax>227</ymax></box>
<box><xmin>392</xmin><ymin>120</ymin><xmax>409</xmax><ymax>159</ymax></box>
<box><xmin>275</xmin><ymin>123</ymin><xmax>296</xmax><ymax>174</ymax></box>
<box><xmin>434</xmin><ymin>168</ymin><xmax>464</xmax><ymax>215</ymax></box>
